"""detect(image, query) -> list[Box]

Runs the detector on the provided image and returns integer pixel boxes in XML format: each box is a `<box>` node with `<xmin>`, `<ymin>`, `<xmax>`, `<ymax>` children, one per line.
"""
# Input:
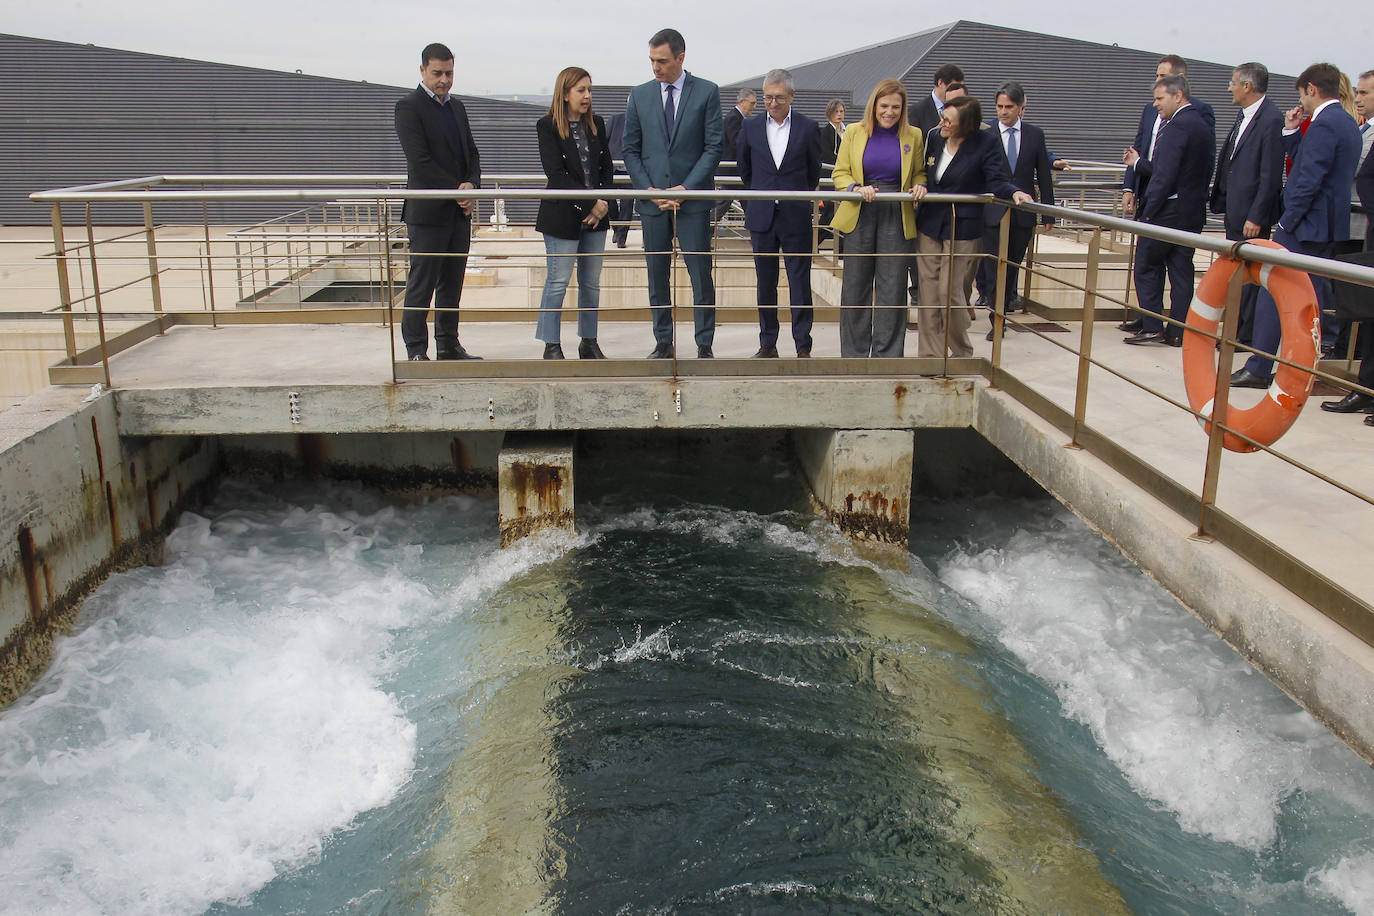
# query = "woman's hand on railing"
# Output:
<box><xmin>911</xmin><ymin>184</ymin><xmax>928</xmax><ymax>203</ymax></box>
<box><xmin>859</xmin><ymin>185</ymin><xmax>878</xmax><ymax>203</ymax></box>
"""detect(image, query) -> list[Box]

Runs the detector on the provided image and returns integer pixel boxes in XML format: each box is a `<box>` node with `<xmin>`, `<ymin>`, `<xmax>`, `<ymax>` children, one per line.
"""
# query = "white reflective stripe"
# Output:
<box><xmin>1190</xmin><ymin>296</ymin><xmax>1225</xmax><ymax>323</ymax></box>
<box><xmin>1266</xmin><ymin>381</ymin><xmax>1293</xmax><ymax>406</ymax></box>
<box><xmin>1199</xmin><ymin>398</ymin><xmax>1214</xmax><ymax>421</ymax></box>
<box><xmin>1259</xmin><ymin>262</ymin><xmax>1274</xmax><ymax>289</ymax></box>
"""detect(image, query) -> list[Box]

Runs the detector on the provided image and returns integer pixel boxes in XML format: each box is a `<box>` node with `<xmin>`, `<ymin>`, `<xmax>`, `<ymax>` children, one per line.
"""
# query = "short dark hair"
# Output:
<box><xmin>1362</xmin><ymin>70</ymin><xmax>1374</xmax><ymax>82</ymax></box>
<box><xmin>996</xmin><ymin>81</ymin><xmax>1025</xmax><ymax>106</ymax></box>
<box><xmin>1159</xmin><ymin>54</ymin><xmax>1188</xmax><ymax>75</ymax></box>
<box><xmin>1155</xmin><ymin>74</ymin><xmax>1190</xmax><ymax>99</ymax></box>
<box><xmin>421</xmin><ymin>43</ymin><xmax>453</xmax><ymax>66</ymax></box>
<box><xmin>1233</xmin><ymin>62</ymin><xmax>1269</xmax><ymax>94</ymax></box>
<box><xmin>649</xmin><ymin>28</ymin><xmax>685</xmax><ymax>57</ymax></box>
<box><xmin>1296</xmin><ymin>63</ymin><xmax>1342</xmax><ymax>99</ymax></box>
<box><xmin>944</xmin><ymin>81</ymin><xmax>966</xmax><ymax>95</ymax></box>
<box><xmin>933</xmin><ymin>64</ymin><xmax>964</xmax><ymax>86</ymax></box>
<box><xmin>944</xmin><ymin>95</ymin><xmax>982</xmax><ymax>137</ymax></box>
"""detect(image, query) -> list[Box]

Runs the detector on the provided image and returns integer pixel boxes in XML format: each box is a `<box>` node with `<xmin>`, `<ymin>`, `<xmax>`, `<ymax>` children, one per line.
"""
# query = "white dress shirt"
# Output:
<box><xmin>766</xmin><ymin>111</ymin><xmax>791</xmax><ymax>169</ymax></box>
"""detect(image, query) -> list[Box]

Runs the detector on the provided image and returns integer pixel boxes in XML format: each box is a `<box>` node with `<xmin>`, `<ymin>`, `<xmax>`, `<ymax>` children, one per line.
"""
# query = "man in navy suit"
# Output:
<box><xmin>715</xmin><ymin>89</ymin><xmax>756</xmax><ymax>221</ymax></box>
<box><xmin>1234</xmin><ymin>62</ymin><xmax>1362</xmax><ymax>386</ymax></box>
<box><xmin>736</xmin><ymin>68</ymin><xmax>823</xmax><ymax>358</ymax></box>
<box><xmin>622</xmin><ymin>28</ymin><xmax>724</xmax><ymax>358</ymax></box>
<box><xmin>1122</xmin><ymin>55</ymin><xmax>1215</xmax><ymax>221</ymax></box>
<box><xmin>1123</xmin><ymin>74</ymin><xmax>1216</xmax><ymax>346</ymax></box>
<box><xmin>394</xmin><ymin>42</ymin><xmax>483</xmax><ymax>361</ymax></box>
<box><xmin>1208</xmin><ymin>62</ymin><xmax>1284</xmax><ymax>346</ymax></box>
<box><xmin>977</xmin><ymin>82</ymin><xmax>1055</xmax><ymax>328</ymax></box>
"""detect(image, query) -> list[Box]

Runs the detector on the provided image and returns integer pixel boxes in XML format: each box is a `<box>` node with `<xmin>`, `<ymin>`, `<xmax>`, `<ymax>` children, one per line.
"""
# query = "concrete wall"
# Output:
<box><xmin>0</xmin><ymin>388</ymin><xmax>220</xmax><ymax>706</ymax></box>
<box><xmin>220</xmin><ymin>431</ymin><xmax>503</xmax><ymax>490</ymax></box>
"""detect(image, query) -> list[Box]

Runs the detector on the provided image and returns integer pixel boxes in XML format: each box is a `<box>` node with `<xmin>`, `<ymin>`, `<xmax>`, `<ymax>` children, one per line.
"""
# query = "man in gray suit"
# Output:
<box><xmin>622</xmin><ymin>28</ymin><xmax>724</xmax><ymax>358</ymax></box>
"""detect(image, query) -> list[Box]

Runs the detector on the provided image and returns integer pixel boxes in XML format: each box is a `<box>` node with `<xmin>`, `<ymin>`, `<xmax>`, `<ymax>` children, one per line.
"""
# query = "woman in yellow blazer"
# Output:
<box><xmin>831</xmin><ymin>78</ymin><xmax>928</xmax><ymax>357</ymax></box>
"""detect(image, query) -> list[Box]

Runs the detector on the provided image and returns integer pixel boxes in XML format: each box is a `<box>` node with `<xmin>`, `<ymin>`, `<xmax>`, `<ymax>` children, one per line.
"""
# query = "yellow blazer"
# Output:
<box><xmin>829</xmin><ymin>123</ymin><xmax>926</xmax><ymax>238</ymax></box>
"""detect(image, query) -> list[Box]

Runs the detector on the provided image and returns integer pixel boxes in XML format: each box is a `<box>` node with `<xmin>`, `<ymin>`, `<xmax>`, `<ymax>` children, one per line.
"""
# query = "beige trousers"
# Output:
<box><xmin>916</xmin><ymin>233</ymin><xmax>980</xmax><ymax>358</ymax></box>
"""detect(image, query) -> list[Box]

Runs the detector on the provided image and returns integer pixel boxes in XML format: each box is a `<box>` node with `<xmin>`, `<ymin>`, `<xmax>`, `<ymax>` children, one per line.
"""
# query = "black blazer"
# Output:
<box><xmin>1357</xmin><ymin>138</ymin><xmax>1374</xmax><ymax>247</ymax></box>
<box><xmin>722</xmin><ymin>106</ymin><xmax>746</xmax><ymax>165</ymax></box>
<box><xmin>1126</xmin><ymin>95</ymin><xmax>1215</xmax><ymax>198</ymax></box>
<box><xmin>1139</xmin><ymin>104</ymin><xmax>1215</xmax><ymax>232</ymax></box>
<box><xmin>916</xmin><ymin>128</ymin><xmax>1019</xmax><ymax>241</ymax></box>
<box><xmin>1209</xmin><ymin>97</ymin><xmax>1285</xmax><ymax>239</ymax></box>
<box><xmin>819</xmin><ymin>122</ymin><xmax>843</xmax><ymax>164</ymax></box>
<box><xmin>736</xmin><ymin>111</ymin><xmax>823</xmax><ymax>233</ymax></box>
<box><xmin>534</xmin><ymin>113</ymin><xmax>618</xmax><ymax>240</ymax></box>
<box><xmin>394</xmin><ymin>86</ymin><xmax>482</xmax><ymax>226</ymax></box>
<box><xmin>982</xmin><ymin>120</ymin><xmax>1055</xmax><ymax>229</ymax></box>
<box><xmin>909</xmin><ymin>93</ymin><xmax>940</xmax><ymax>137</ymax></box>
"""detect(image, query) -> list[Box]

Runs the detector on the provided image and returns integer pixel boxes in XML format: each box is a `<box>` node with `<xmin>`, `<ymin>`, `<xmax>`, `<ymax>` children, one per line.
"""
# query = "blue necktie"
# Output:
<box><xmin>664</xmin><ymin>84</ymin><xmax>676</xmax><ymax>138</ymax></box>
<box><xmin>1006</xmin><ymin>126</ymin><xmax>1018</xmax><ymax>170</ymax></box>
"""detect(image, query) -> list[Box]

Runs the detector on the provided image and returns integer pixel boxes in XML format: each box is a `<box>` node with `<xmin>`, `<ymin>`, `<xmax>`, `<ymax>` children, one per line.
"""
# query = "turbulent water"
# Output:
<box><xmin>1</xmin><ymin>443</ymin><xmax>1372</xmax><ymax>915</ymax></box>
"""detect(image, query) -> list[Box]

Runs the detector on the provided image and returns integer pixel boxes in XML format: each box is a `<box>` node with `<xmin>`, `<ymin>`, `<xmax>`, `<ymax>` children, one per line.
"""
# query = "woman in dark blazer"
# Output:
<box><xmin>535</xmin><ymin>66</ymin><xmax>618</xmax><ymax>359</ymax></box>
<box><xmin>915</xmin><ymin>95</ymin><xmax>1030</xmax><ymax>358</ymax></box>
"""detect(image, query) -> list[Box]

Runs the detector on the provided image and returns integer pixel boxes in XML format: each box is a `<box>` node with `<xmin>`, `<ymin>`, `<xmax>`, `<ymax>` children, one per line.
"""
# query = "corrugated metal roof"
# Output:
<box><xmin>0</xmin><ymin>33</ymin><xmax>545</xmax><ymax>225</ymax></box>
<box><xmin>728</xmin><ymin>25</ymin><xmax>953</xmax><ymax>109</ymax></box>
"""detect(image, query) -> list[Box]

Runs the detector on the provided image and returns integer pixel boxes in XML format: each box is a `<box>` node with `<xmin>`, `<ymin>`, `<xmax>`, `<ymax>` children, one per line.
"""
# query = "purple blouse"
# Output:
<box><xmin>861</xmin><ymin>125</ymin><xmax>902</xmax><ymax>185</ymax></box>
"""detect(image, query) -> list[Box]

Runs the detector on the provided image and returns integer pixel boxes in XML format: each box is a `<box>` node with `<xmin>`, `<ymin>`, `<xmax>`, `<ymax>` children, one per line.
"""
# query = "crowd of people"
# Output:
<box><xmin>393</xmin><ymin>33</ymin><xmax>1374</xmax><ymax>415</ymax></box>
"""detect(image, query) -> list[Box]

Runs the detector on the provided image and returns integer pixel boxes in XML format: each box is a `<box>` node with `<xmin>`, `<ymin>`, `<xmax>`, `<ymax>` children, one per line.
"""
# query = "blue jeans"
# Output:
<box><xmin>536</xmin><ymin>231</ymin><xmax>606</xmax><ymax>343</ymax></box>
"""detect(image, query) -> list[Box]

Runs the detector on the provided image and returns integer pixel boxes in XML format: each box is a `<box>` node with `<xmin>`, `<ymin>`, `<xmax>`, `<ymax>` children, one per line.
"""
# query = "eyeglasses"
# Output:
<box><xmin>763</xmin><ymin>95</ymin><xmax>790</xmax><ymax>103</ymax></box>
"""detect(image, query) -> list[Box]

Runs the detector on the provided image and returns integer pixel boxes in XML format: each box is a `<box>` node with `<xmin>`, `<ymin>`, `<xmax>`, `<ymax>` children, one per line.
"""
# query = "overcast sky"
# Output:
<box><xmin>8</xmin><ymin>0</ymin><xmax>1372</xmax><ymax>96</ymax></box>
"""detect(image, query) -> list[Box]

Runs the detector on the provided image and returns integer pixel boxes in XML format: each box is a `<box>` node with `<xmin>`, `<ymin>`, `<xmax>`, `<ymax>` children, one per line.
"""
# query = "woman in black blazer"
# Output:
<box><xmin>914</xmin><ymin>95</ymin><xmax>1030</xmax><ymax>358</ymax></box>
<box><xmin>535</xmin><ymin>66</ymin><xmax>618</xmax><ymax>359</ymax></box>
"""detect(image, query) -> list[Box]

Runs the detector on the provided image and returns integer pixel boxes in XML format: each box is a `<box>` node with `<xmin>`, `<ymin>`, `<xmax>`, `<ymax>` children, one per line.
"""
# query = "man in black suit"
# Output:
<box><xmin>715</xmin><ymin>89</ymin><xmax>756</xmax><ymax>220</ymax></box>
<box><xmin>1124</xmin><ymin>74</ymin><xmax>1217</xmax><ymax>346</ymax></box>
<box><xmin>607</xmin><ymin>111</ymin><xmax>634</xmax><ymax>248</ymax></box>
<box><xmin>1208</xmin><ymin>62</ymin><xmax>1284</xmax><ymax>345</ymax></box>
<box><xmin>394</xmin><ymin>42</ymin><xmax>482</xmax><ymax>361</ymax></box>
<box><xmin>977</xmin><ymin>82</ymin><xmax>1055</xmax><ymax>331</ymax></box>
<box><xmin>736</xmin><ymin>68</ymin><xmax>823</xmax><ymax>358</ymax></box>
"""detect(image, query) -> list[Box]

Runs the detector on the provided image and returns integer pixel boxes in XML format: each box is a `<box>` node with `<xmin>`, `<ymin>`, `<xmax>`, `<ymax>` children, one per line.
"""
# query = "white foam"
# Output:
<box><xmin>1310</xmin><ymin>851</ymin><xmax>1374</xmax><ymax>916</ymax></box>
<box><xmin>0</xmin><ymin>490</ymin><xmax>503</xmax><ymax>914</ymax></box>
<box><xmin>930</xmin><ymin>511</ymin><xmax>1374</xmax><ymax>861</ymax></box>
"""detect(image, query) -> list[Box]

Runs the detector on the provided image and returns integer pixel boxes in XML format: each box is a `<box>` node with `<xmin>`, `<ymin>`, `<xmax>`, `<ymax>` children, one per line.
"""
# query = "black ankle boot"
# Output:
<box><xmin>578</xmin><ymin>338</ymin><xmax>607</xmax><ymax>359</ymax></box>
<box><xmin>543</xmin><ymin>342</ymin><xmax>565</xmax><ymax>360</ymax></box>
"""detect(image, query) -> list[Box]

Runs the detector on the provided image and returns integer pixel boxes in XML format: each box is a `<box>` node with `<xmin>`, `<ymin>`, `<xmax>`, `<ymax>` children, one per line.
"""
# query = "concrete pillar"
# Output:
<box><xmin>498</xmin><ymin>432</ymin><xmax>575</xmax><ymax>547</ymax></box>
<box><xmin>793</xmin><ymin>429</ymin><xmax>913</xmax><ymax>561</ymax></box>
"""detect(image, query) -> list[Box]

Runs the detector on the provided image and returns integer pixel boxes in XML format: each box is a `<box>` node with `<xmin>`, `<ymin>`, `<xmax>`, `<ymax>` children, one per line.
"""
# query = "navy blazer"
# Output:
<box><xmin>982</xmin><ymin>120</ymin><xmax>1055</xmax><ymax>230</ymax></box>
<box><xmin>1209</xmin><ymin>97</ymin><xmax>1285</xmax><ymax>238</ymax></box>
<box><xmin>1125</xmin><ymin>96</ymin><xmax>1215</xmax><ymax>197</ymax></box>
<box><xmin>394</xmin><ymin>86</ymin><xmax>482</xmax><ymax>226</ymax></box>
<box><xmin>735</xmin><ymin>111</ymin><xmax>823</xmax><ymax>234</ymax></box>
<box><xmin>1139</xmin><ymin>104</ymin><xmax>1215</xmax><ymax>232</ymax></box>
<box><xmin>1279</xmin><ymin>102</ymin><xmax>1362</xmax><ymax>244</ymax></box>
<box><xmin>916</xmin><ymin>128</ymin><xmax>1019</xmax><ymax>241</ymax></box>
<box><xmin>622</xmin><ymin>72</ymin><xmax>724</xmax><ymax>217</ymax></box>
<box><xmin>722</xmin><ymin>106</ymin><xmax>746</xmax><ymax>164</ymax></box>
<box><xmin>534</xmin><ymin>114</ymin><xmax>618</xmax><ymax>240</ymax></box>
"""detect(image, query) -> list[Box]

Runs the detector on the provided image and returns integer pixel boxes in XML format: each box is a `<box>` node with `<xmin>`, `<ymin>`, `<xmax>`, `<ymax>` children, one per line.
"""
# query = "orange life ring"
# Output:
<box><xmin>1182</xmin><ymin>239</ymin><xmax>1320</xmax><ymax>453</ymax></box>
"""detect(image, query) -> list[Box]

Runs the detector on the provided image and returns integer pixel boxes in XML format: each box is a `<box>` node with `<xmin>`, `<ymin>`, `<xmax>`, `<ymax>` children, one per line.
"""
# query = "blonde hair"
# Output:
<box><xmin>549</xmin><ymin>66</ymin><xmax>598</xmax><ymax>139</ymax></box>
<box><xmin>1340</xmin><ymin>72</ymin><xmax>1358</xmax><ymax>120</ymax></box>
<box><xmin>861</xmin><ymin>79</ymin><xmax>909</xmax><ymax>135</ymax></box>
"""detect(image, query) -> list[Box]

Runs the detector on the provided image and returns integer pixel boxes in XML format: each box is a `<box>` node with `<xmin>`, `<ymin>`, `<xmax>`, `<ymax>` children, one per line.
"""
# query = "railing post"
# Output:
<box><xmin>84</xmin><ymin>205</ymin><xmax>113</xmax><ymax>390</ymax></box>
<box><xmin>988</xmin><ymin>209</ymin><xmax>1012</xmax><ymax>383</ymax></box>
<box><xmin>50</xmin><ymin>202</ymin><xmax>77</xmax><ymax>359</ymax></box>
<box><xmin>142</xmin><ymin>201</ymin><xmax>164</xmax><ymax>316</ymax></box>
<box><xmin>1068</xmin><ymin>227</ymin><xmax>1103</xmax><ymax>448</ymax></box>
<box><xmin>201</xmin><ymin>191</ymin><xmax>218</xmax><ymax>327</ymax></box>
<box><xmin>1196</xmin><ymin>266</ymin><xmax>1248</xmax><ymax>538</ymax></box>
<box><xmin>383</xmin><ymin>193</ymin><xmax>397</xmax><ymax>382</ymax></box>
<box><xmin>941</xmin><ymin>203</ymin><xmax>956</xmax><ymax>376</ymax></box>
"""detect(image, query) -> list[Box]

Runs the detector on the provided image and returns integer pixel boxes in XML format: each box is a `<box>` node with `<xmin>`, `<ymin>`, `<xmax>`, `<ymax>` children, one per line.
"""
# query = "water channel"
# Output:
<box><xmin>1</xmin><ymin>435</ymin><xmax>1371</xmax><ymax>914</ymax></box>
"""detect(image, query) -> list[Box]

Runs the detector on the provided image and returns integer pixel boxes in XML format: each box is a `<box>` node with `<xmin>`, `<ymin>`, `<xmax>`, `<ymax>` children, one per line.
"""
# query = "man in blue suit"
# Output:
<box><xmin>1234</xmin><ymin>63</ymin><xmax>1363</xmax><ymax>386</ymax></box>
<box><xmin>622</xmin><ymin>28</ymin><xmax>724</xmax><ymax>358</ymax></box>
<box><xmin>1208</xmin><ymin>62</ymin><xmax>1284</xmax><ymax>346</ymax></box>
<box><xmin>1123</xmin><ymin>74</ymin><xmax>1216</xmax><ymax>346</ymax></box>
<box><xmin>977</xmin><ymin>82</ymin><xmax>1055</xmax><ymax>329</ymax></box>
<box><xmin>735</xmin><ymin>69</ymin><xmax>822</xmax><ymax>358</ymax></box>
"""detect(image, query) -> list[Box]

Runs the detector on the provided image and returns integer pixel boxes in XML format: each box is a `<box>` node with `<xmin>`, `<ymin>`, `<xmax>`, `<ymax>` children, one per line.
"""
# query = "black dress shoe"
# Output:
<box><xmin>543</xmin><ymin>342</ymin><xmax>565</xmax><ymax>360</ymax></box>
<box><xmin>578</xmin><ymin>338</ymin><xmax>607</xmax><ymax>359</ymax></box>
<box><xmin>648</xmin><ymin>343</ymin><xmax>674</xmax><ymax>359</ymax></box>
<box><xmin>752</xmin><ymin>346</ymin><xmax>779</xmax><ymax>358</ymax></box>
<box><xmin>437</xmin><ymin>345</ymin><xmax>482</xmax><ymax>360</ymax></box>
<box><xmin>408</xmin><ymin>353</ymin><xmax>429</xmax><ymax>361</ymax></box>
<box><xmin>1165</xmin><ymin>334</ymin><xmax>1182</xmax><ymax>348</ymax></box>
<box><xmin>697</xmin><ymin>345</ymin><xmax>714</xmax><ymax>359</ymax></box>
<box><xmin>975</xmin><ymin>294</ymin><xmax>991</xmax><ymax>308</ymax></box>
<box><xmin>1123</xmin><ymin>331</ymin><xmax>1168</xmax><ymax>346</ymax></box>
<box><xmin>985</xmin><ymin>327</ymin><xmax>995</xmax><ymax>341</ymax></box>
<box><xmin>1320</xmin><ymin>391</ymin><xmax>1374</xmax><ymax>413</ymax></box>
<box><xmin>1230</xmin><ymin>368</ymin><xmax>1271</xmax><ymax>389</ymax></box>
<box><xmin>1118</xmin><ymin>319</ymin><xmax>1143</xmax><ymax>333</ymax></box>
<box><xmin>796</xmin><ymin>347</ymin><xmax>811</xmax><ymax>358</ymax></box>
<box><xmin>1365</xmin><ymin>415</ymin><xmax>1374</xmax><ymax>427</ymax></box>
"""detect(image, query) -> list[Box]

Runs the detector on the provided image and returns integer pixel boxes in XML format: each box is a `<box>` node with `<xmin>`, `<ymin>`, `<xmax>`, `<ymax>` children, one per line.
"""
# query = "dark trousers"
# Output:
<box><xmin>402</xmin><ymin>216</ymin><xmax>471</xmax><ymax>357</ymax></box>
<box><xmin>840</xmin><ymin>191</ymin><xmax>911</xmax><ymax>358</ymax></box>
<box><xmin>1245</xmin><ymin>229</ymin><xmax>1335</xmax><ymax>377</ymax></box>
<box><xmin>1134</xmin><ymin>205</ymin><xmax>1194</xmax><ymax>338</ymax></box>
<box><xmin>641</xmin><ymin>207</ymin><xmax>716</xmax><ymax>348</ymax></box>
<box><xmin>976</xmin><ymin>220</ymin><xmax>1033</xmax><ymax>306</ymax></box>
<box><xmin>751</xmin><ymin>221</ymin><xmax>814</xmax><ymax>352</ymax></box>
